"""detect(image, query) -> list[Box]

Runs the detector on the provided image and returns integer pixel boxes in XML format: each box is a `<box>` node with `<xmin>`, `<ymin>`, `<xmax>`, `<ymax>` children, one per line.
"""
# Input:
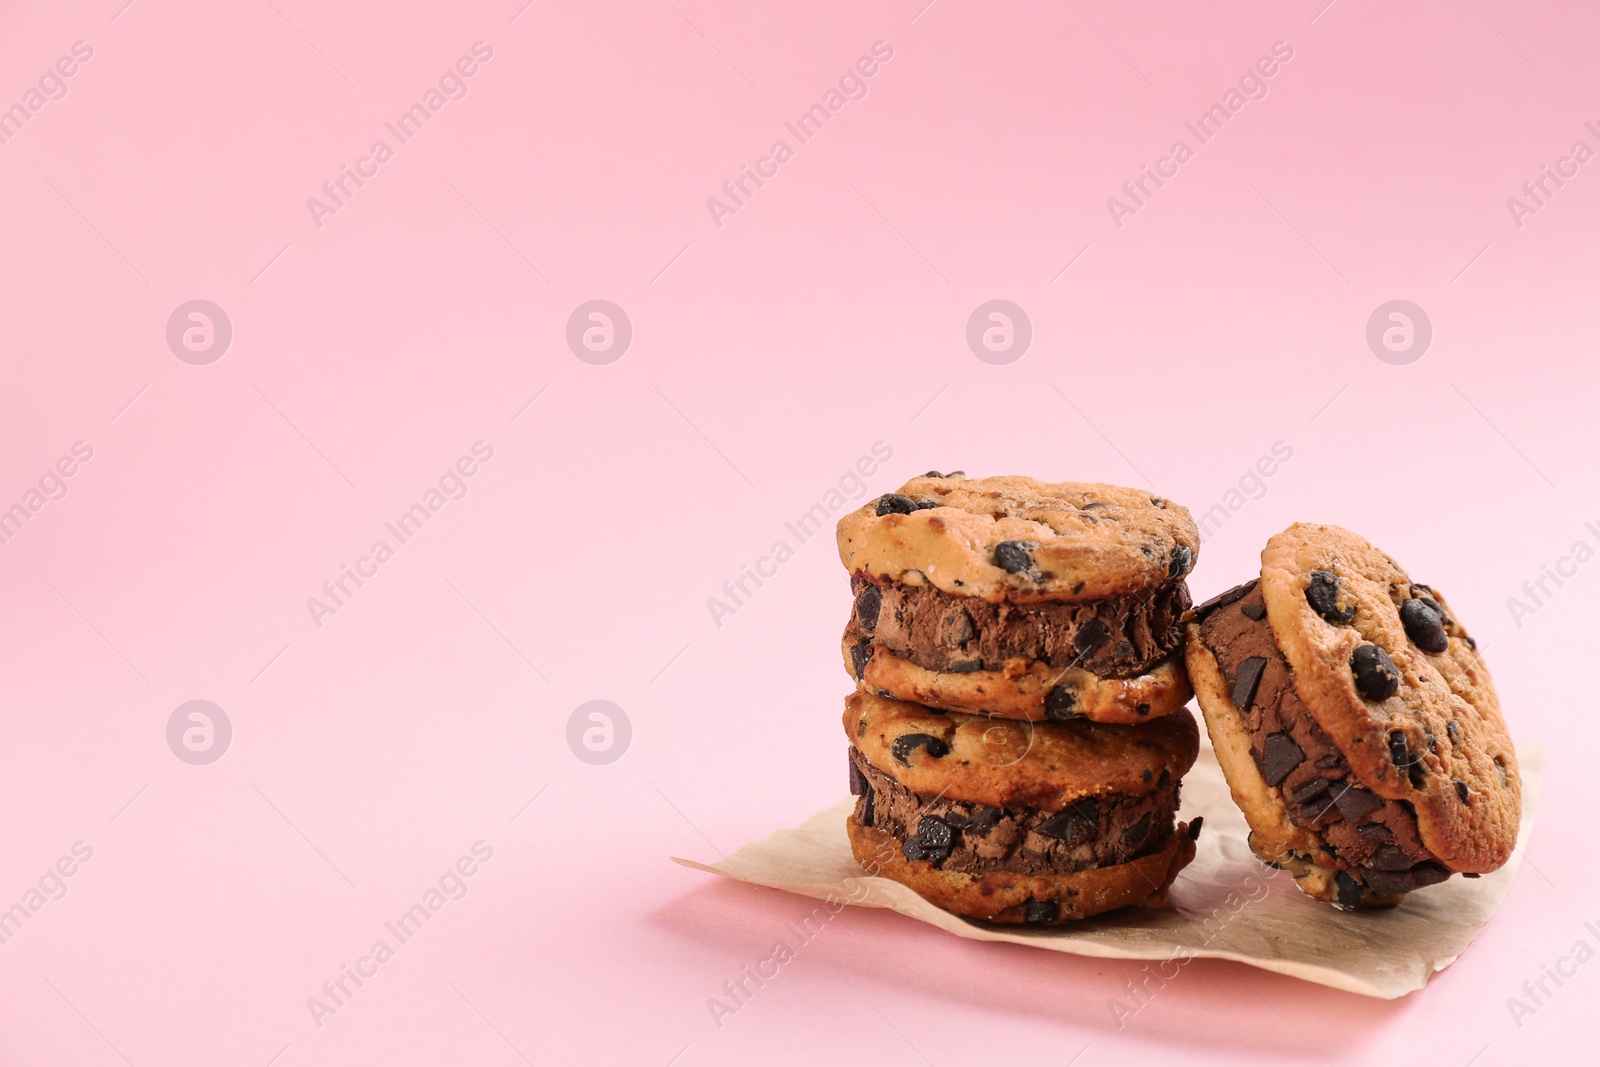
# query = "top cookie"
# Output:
<box><xmin>844</xmin><ymin>690</ymin><xmax>1199</xmax><ymax>812</ymax></box>
<box><xmin>837</xmin><ymin>474</ymin><xmax>1199</xmax><ymax>603</ymax></box>
<box><xmin>1258</xmin><ymin>523</ymin><xmax>1520</xmax><ymax>873</ymax></box>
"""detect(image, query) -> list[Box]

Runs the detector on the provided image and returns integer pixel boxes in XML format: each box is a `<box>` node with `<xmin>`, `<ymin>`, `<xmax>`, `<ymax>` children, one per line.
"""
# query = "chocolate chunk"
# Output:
<box><xmin>1306</xmin><ymin>570</ymin><xmax>1356</xmax><ymax>623</ymax></box>
<box><xmin>876</xmin><ymin>493</ymin><xmax>916</xmax><ymax>516</ymax></box>
<box><xmin>1187</xmin><ymin>817</ymin><xmax>1204</xmax><ymax>840</ymax></box>
<box><xmin>1025</xmin><ymin>899</ymin><xmax>1060</xmax><ymax>924</ymax></box>
<box><xmin>1356</xmin><ymin>823</ymin><xmax>1393</xmax><ymax>842</ymax></box>
<box><xmin>1315</xmin><ymin>754</ymin><xmax>1343</xmax><ymax>770</ymax></box>
<box><xmin>849</xmin><ymin>758</ymin><xmax>867</xmax><ymax>796</ymax></box>
<box><xmin>952</xmin><ymin>806</ymin><xmax>1001</xmax><ymax>837</ymax></box>
<box><xmin>1035</xmin><ymin>804</ymin><xmax>1094</xmax><ymax>846</ymax></box>
<box><xmin>1142</xmin><ymin>768</ymin><xmax>1153</xmax><ymax>783</ymax></box>
<box><xmin>916</xmin><ymin>815</ymin><xmax>954</xmax><ymax>849</ymax></box>
<box><xmin>860</xmin><ymin>786</ymin><xmax>874</xmax><ymax>827</ymax></box>
<box><xmin>1119</xmin><ymin>813</ymin><xmax>1152</xmax><ymax>851</ymax></box>
<box><xmin>856</xmin><ymin>585</ymin><xmax>883</xmax><ymax>631</ymax></box>
<box><xmin>1192</xmin><ymin>580</ymin><xmax>1256</xmax><ymax>619</ymax></box>
<box><xmin>944</xmin><ymin>660</ymin><xmax>982</xmax><ymax>674</ymax></box>
<box><xmin>1454</xmin><ymin>779</ymin><xmax>1470</xmax><ymax>803</ymax></box>
<box><xmin>850</xmin><ymin>639</ymin><xmax>871</xmax><ymax>681</ymax></box>
<box><xmin>1369</xmin><ymin>845</ymin><xmax>1414</xmax><ymax>871</ymax></box>
<box><xmin>1446</xmin><ymin>720</ymin><xmax>1462</xmax><ymax>745</ymax></box>
<box><xmin>993</xmin><ymin>540</ymin><xmax>1035</xmax><ymax>574</ymax></box>
<box><xmin>1464</xmin><ymin>635</ymin><xmax>1477</xmax><ymax>650</ymax></box>
<box><xmin>1260</xmin><ymin>733</ymin><xmax>1304</xmax><ymax>787</ymax></box>
<box><xmin>1409</xmin><ymin>863</ymin><xmax>1450</xmax><ymax>888</ymax></box>
<box><xmin>1400</xmin><ymin>598</ymin><xmax>1449</xmax><ymax>653</ymax></box>
<box><xmin>1334</xmin><ymin>787</ymin><xmax>1382</xmax><ymax>821</ymax></box>
<box><xmin>1168</xmin><ymin>545</ymin><xmax>1193</xmax><ymax>579</ymax></box>
<box><xmin>1291</xmin><ymin>777</ymin><xmax>1330</xmax><ymax>804</ymax></box>
<box><xmin>1241</xmin><ymin>601</ymin><xmax>1266</xmax><ymax>621</ymax></box>
<box><xmin>1151</xmin><ymin>497</ymin><xmax>1168</xmax><ymax>508</ymax></box>
<box><xmin>1136</xmin><ymin>702</ymin><xmax>1151</xmax><ymax>716</ymax></box>
<box><xmin>891</xmin><ymin>733</ymin><xmax>950</xmax><ymax>766</ymax></box>
<box><xmin>1231</xmin><ymin>656</ymin><xmax>1268</xmax><ymax>711</ymax></box>
<box><xmin>1044</xmin><ymin>686</ymin><xmax>1080</xmax><ymax>721</ymax></box>
<box><xmin>923</xmin><ymin>470</ymin><xmax>944</xmax><ymax>478</ymax></box>
<box><xmin>1351</xmin><ymin>644</ymin><xmax>1400</xmax><ymax>701</ymax></box>
<box><xmin>1334</xmin><ymin>871</ymin><xmax>1363</xmax><ymax>908</ymax></box>
<box><xmin>1361</xmin><ymin>868</ymin><xmax>1413</xmax><ymax>896</ymax></box>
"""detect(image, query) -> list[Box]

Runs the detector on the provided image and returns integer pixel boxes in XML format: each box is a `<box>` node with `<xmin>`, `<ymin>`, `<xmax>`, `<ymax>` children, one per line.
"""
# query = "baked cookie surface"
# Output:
<box><xmin>836</xmin><ymin>474</ymin><xmax>1199</xmax><ymax>603</ymax></box>
<box><xmin>842</xmin><ymin>690</ymin><xmax>1199</xmax><ymax>812</ymax></box>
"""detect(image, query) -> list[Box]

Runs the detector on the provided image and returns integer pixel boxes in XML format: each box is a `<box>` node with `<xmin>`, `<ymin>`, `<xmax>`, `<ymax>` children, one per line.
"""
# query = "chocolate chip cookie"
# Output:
<box><xmin>838</xmin><ymin>474</ymin><xmax>1198</xmax><ymax>722</ymax></box>
<box><xmin>1185</xmin><ymin>524</ymin><xmax>1521</xmax><ymax>908</ymax></box>
<box><xmin>843</xmin><ymin>690</ymin><xmax>1200</xmax><ymax>922</ymax></box>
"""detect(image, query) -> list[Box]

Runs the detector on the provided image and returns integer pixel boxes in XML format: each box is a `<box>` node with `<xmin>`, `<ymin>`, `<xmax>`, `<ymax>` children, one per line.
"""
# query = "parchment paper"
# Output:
<box><xmin>673</xmin><ymin>742</ymin><xmax>1543</xmax><ymax>999</ymax></box>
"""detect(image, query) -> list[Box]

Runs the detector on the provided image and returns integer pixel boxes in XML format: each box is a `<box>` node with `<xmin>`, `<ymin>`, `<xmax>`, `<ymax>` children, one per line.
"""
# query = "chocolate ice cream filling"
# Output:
<box><xmin>848</xmin><ymin>575</ymin><xmax>1188</xmax><ymax>679</ymax></box>
<box><xmin>848</xmin><ymin>748</ymin><xmax>1179</xmax><ymax>877</ymax></box>
<box><xmin>1197</xmin><ymin>581</ymin><xmax>1450</xmax><ymax>899</ymax></box>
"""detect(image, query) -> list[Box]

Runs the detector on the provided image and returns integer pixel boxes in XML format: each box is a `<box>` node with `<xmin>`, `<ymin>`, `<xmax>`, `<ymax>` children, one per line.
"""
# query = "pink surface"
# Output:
<box><xmin>1</xmin><ymin>0</ymin><xmax>1594</xmax><ymax>1063</ymax></box>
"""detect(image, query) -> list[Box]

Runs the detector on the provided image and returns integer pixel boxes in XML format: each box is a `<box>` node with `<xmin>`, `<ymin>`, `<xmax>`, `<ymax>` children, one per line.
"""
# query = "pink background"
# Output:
<box><xmin>2</xmin><ymin>0</ymin><xmax>1596</xmax><ymax>1063</ymax></box>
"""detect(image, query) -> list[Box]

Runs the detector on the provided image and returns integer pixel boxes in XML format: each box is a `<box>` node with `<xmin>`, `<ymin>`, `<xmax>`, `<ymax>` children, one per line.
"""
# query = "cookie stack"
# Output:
<box><xmin>835</xmin><ymin>473</ymin><xmax>1205</xmax><ymax>923</ymax></box>
<box><xmin>1186</xmin><ymin>523</ymin><xmax>1521</xmax><ymax>908</ymax></box>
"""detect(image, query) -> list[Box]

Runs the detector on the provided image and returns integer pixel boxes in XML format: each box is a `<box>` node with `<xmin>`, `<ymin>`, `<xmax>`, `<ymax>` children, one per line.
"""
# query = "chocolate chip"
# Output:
<box><xmin>1399</xmin><ymin>598</ymin><xmax>1449</xmax><ymax>653</ymax></box>
<box><xmin>1417</xmin><ymin>594</ymin><xmax>1451</xmax><ymax>626</ymax></box>
<box><xmin>849</xmin><ymin>758</ymin><xmax>867</xmax><ymax>796</ymax></box>
<box><xmin>1036</xmin><ymin>804</ymin><xmax>1095</xmax><ymax>846</ymax></box>
<box><xmin>1187</xmin><ymin>817</ymin><xmax>1204</xmax><ymax>840</ymax></box>
<box><xmin>1315</xmin><ymin>754</ymin><xmax>1343</xmax><ymax>770</ymax></box>
<box><xmin>912</xmin><ymin>500</ymin><xmax>940</xmax><ymax>511</ymax></box>
<box><xmin>891</xmin><ymin>733</ymin><xmax>949</xmax><ymax>766</ymax></box>
<box><xmin>1335</xmin><ymin>787</ymin><xmax>1383</xmax><ymax>821</ymax></box>
<box><xmin>1454</xmin><ymin>779</ymin><xmax>1470</xmax><ymax>803</ymax></box>
<box><xmin>1150</xmin><ymin>497</ymin><xmax>1167</xmax><ymax>508</ymax></box>
<box><xmin>1168</xmin><ymin>545</ymin><xmax>1193</xmax><ymax>579</ymax></box>
<box><xmin>1241</xmin><ymin>601</ymin><xmax>1267</xmax><ymax>621</ymax></box>
<box><xmin>1335</xmin><ymin>871</ymin><xmax>1363</xmax><ymax>908</ymax></box>
<box><xmin>1136</xmin><ymin>702</ymin><xmax>1150</xmax><ymax>716</ymax></box>
<box><xmin>860</xmin><ymin>786</ymin><xmax>874</xmax><ymax>827</ymax></box>
<box><xmin>1291</xmin><ymin>777</ymin><xmax>1330</xmax><ymax>804</ymax></box>
<box><xmin>856</xmin><ymin>585</ymin><xmax>883</xmax><ymax>631</ymax></box>
<box><xmin>945</xmin><ymin>660</ymin><xmax>982</xmax><ymax>674</ymax></box>
<box><xmin>1192</xmin><ymin>580</ymin><xmax>1257</xmax><ymax>619</ymax></box>
<box><xmin>941</xmin><ymin>608</ymin><xmax>976</xmax><ymax>647</ymax></box>
<box><xmin>1446</xmin><ymin>720</ymin><xmax>1462</xmax><ymax>745</ymax></box>
<box><xmin>922</xmin><ymin>470</ymin><xmax>944</xmax><ymax>478</ymax></box>
<box><xmin>1119</xmin><ymin>813</ymin><xmax>1153</xmax><ymax>851</ymax></box>
<box><xmin>1044</xmin><ymin>686</ymin><xmax>1080</xmax><ymax>721</ymax></box>
<box><xmin>1352</xmin><ymin>644</ymin><xmax>1400</xmax><ymax>701</ymax></box>
<box><xmin>994</xmin><ymin>540</ymin><xmax>1036</xmax><ymax>574</ymax></box>
<box><xmin>850</xmin><ymin>639</ymin><xmax>871</xmax><ymax>680</ymax></box>
<box><xmin>1369</xmin><ymin>845</ymin><xmax>1414</xmax><ymax>871</ymax></box>
<box><xmin>1306</xmin><ymin>570</ymin><xmax>1356</xmax><ymax>624</ymax></box>
<box><xmin>1074</xmin><ymin>618</ymin><xmax>1110</xmax><ymax>655</ymax></box>
<box><xmin>1464</xmin><ymin>635</ymin><xmax>1478</xmax><ymax>650</ymax></box>
<box><xmin>1260</xmin><ymin>733</ymin><xmax>1304</xmax><ymax>787</ymax></box>
<box><xmin>1231</xmin><ymin>656</ymin><xmax>1269</xmax><ymax>711</ymax></box>
<box><xmin>1025</xmin><ymin>899</ymin><xmax>1060</xmax><ymax>924</ymax></box>
<box><xmin>1389</xmin><ymin>730</ymin><xmax>1429</xmax><ymax>789</ymax></box>
<box><xmin>875</xmin><ymin>493</ymin><xmax>916</xmax><ymax>516</ymax></box>
<box><xmin>1142</xmin><ymin>768</ymin><xmax>1153</xmax><ymax>783</ymax></box>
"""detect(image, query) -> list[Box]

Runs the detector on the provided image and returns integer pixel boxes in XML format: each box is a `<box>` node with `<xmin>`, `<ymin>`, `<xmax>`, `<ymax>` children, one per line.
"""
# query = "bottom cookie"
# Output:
<box><xmin>847</xmin><ymin>817</ymin><xmax>1196</xmax><ymax>924</ymax></box>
